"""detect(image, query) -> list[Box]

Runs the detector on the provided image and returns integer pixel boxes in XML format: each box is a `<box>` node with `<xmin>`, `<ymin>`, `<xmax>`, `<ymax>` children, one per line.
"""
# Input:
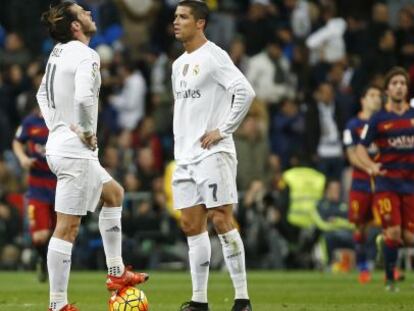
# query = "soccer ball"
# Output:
<box><xmin>109</xmin><ymin>286</ymin><xmax>149</xmax><ymax>311</ymax></box>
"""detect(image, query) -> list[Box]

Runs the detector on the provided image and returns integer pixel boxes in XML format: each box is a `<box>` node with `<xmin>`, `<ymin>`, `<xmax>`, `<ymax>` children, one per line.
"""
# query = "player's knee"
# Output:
<box><xmin>105</xmin><ymin>183</ymin><xmax>124</xmax><ymax>207</ymax></box>
<box><xmin>180</xmin><ymin>218</ymin><xmax>203</xmax><ymax>236</ymax></box>
<box><xmin>32</xmin><ymin>230</ymin><xmax>51</xmax><ymax>245</ymax></box>
<box><xmin>385</xmin><ymin>227</ymin><xmax>402</xmax><ymax>242</ymax></box>
<box><xmin>402</xmin><ymin>230</ymin><xmax>414</xmax><ymax>246</ymax></box>
<box><xmin>210</xmin><ymin>210</ymin><xmax>233</xmax><ymax>233</ymax></box>
<box><xmin>65</xmin><ymin>224</ymin><xmax>80</xmax><ymax>243</ymax></box>
<box><xmin>54</xmin><ymin>222</ymin><xmax>80</xmax><ymax>243</ymax></box>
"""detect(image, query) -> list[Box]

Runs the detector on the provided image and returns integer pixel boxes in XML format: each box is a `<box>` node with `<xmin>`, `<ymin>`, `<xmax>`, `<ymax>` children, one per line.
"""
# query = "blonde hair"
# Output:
<box><xmin>40</xmin><ymin>1</ymin><xmax>77</xmax><ymax>43</ymax></box>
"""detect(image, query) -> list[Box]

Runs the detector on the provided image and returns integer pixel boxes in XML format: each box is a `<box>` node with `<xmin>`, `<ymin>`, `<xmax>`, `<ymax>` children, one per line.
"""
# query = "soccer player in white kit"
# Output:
<box><xmin>172</xmin><ymin>1</ymin><xmax>255</xmax><ymax>311</ymax></box>
<box><xmin>37</xmin><ymin>2</ymin><xmax>148</xmax><ymax>311</ymax></box>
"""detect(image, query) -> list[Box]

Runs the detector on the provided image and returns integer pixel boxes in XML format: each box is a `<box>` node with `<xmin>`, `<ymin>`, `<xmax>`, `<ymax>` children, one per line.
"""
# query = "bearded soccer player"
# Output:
<box><xmin>343</xmin><ymin>85</ymin><xmax>382</xmax><ymax>284</ymax></box>
<box><xmin>357</xmin><ymin>67</ymin><xmax>414</xmax><ymax>291</ymax></box>
<box><xmin>172</xmin><ymin>1</ymin><xmax>255</xmax><ymax>310</ymax></box>
<box><xmin>38</xmin><ymin>2</ymin><xmax>148</xmax><ymax>310</ymax></box>
<box><xmin>13</xmin><ymin>106</ymin><xmax>57</xmax><ymax>283</ymax></box>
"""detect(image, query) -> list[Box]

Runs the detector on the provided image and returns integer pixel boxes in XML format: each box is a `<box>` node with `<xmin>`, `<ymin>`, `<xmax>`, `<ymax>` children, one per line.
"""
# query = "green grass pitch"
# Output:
<box><xmin>0</xmin><ymin>271</ymin><xmax>412</xmax><ymax>310</ymax></box>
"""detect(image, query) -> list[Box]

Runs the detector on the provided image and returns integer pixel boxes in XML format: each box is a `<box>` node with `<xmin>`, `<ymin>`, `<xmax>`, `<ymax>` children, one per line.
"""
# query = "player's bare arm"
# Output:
<box><xmin>346</xmin><ymin>146</ymin><xmax>367</xmax><ymax>172</ymax></box>
<box><xmin>355</xmin><ymin>144</ymin><xmax>385</xmax><ymax>176</ymax></box>
<box><xmin>12</xmin><ymin>139</ymin><xmax>36</xmax><ymax>169</ymax></box>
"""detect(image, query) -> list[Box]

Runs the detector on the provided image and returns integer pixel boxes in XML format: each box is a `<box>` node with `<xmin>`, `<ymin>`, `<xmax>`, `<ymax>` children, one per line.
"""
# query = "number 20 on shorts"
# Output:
<box><xmin>378</xmin><ymin>198</ymin><xmax>392</xmax><ymax>215</ymax></box>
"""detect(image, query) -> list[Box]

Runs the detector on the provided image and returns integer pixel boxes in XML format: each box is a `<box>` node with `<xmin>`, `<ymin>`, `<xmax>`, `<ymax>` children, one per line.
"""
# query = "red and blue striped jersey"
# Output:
<box><xmin>344</xmin><ymin>115</ymin><xmax>376</xmax><ymax>193</ymax></box>
<box><xmin>360</xmin><ymin>105</ymin><xmax>414</xmax><ymax>194</ymax></box>
<box><xmin>15</xmin><ymin>114</ymin><xmax>56</xmax><ymax>204</ymax></box>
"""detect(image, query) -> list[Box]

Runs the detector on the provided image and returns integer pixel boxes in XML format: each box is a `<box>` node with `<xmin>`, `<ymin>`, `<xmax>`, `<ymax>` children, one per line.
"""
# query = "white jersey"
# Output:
<box><xmin>37</xmin><ymin>40</ymin><xmax>101</xmax><ymax>160</ymax></box>
<box><xmin>172</xmin><ymin>41</ymin><xmax>255</xmax><ymax>165</ymax></box>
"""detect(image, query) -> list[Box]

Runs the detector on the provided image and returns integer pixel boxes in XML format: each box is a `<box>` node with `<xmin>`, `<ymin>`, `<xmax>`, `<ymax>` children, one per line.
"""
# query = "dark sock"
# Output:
<box><xmin>354</xmin><ymin>233</ymin><xmax>368</xmax><ymax>272</ymax></box>
<box><xmin>383</xmin><ymin>239</ymin><xmax>399</xmax><ymax>282</ymax></box>
<box><xmin>355</xmin><ymin>242</ymin><xmax>368</xmax><ymax>271</ymax></box>
<box><xmin>35</xmin><ymin>244</ymin><xmax>48</xmax><ymax>261</ymax></box>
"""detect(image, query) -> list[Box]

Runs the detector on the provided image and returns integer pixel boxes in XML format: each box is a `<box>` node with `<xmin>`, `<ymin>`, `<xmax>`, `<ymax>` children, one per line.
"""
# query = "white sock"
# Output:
<box><xmin>219</xmin><ymin>229</ymin><xmax>249</xmax><ymax>300</ymax></box>
<box><xmin>188</xmin><ymin>231</ymin><xmax>211</xmax><ymax>303</ymax></box>
<box><xmin>48</xmin><ymin>237</ymin><xmax>73</xmax><ymax>311</ymax></box>
<box><xmin>99</xmin><ymin>207</ymin><xmax>125</xmax><ymax>277</ymax></box>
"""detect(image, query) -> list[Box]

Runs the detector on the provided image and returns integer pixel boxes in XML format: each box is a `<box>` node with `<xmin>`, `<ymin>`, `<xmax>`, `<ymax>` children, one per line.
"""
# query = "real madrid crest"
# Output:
<box><xmin>193</xmin><ymin>64</ymin><xmax>200</xmax><ymax>75</ymax></box>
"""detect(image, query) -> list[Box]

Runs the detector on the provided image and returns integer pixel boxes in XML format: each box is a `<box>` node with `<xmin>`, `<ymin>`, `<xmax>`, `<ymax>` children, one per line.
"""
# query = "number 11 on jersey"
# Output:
<box><xmin>45</xmin><ymin>63</ymin><xmax>57</xmax><ymax>109</ymax></box>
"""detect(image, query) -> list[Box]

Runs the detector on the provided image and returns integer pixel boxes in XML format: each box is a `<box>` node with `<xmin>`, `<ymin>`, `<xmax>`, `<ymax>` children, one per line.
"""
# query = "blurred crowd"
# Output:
<box><xmin>0</xmin><ymin>0</ymin><xmax>413</xmax><ymax>271</ymax></box>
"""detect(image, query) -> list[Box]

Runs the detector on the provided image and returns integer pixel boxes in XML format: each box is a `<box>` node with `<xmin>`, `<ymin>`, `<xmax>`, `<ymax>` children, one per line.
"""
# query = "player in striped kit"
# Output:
<box><xmin>343</xmin><ymin>85</ymin><xmax>382</xmax><ymax>283</ymax></box>
<box><xmin>357</xmin><ymin>67</ymin><xmax>414</xmax><ymax>291</ymax></box>
<box><xmin>13</xmin><ymin>106</ymin><xmax>57</xmax><ymax>283</ymax></box>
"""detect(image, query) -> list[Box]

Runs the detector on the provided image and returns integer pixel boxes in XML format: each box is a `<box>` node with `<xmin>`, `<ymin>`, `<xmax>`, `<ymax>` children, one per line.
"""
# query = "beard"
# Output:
<box><xmin>390</xmin><ymin>95</ymin><xmax>405</xmax><ymax>104</ymax></box>
<box><xmin>80</xmin><ymin>20</ymin><xmax>97</xmax><ymax>37</ymax></box>
<box><xmin>175</xmin><ymin>33</ymin><xmax>186</xmax><ymax>43</ymax></box>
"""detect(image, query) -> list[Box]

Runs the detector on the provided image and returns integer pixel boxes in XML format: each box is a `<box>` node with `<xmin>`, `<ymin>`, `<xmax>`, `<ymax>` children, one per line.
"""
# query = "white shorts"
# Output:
<box><xmin>172</xmin><ymin>152</ymin><xmax>238</xmax><ymax>209</ymax></box>
<box><xmin>46</xmin><ymin>155</ymin><xmax>112</xmax><ymax>216</ymax></box>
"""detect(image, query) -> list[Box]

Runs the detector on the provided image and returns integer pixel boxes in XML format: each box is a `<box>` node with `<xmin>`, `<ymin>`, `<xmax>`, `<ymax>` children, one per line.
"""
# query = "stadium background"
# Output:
<box><xmin>0</xmin><ymin>0</ymin><xmax>413</xmax><ymax>274</ymax></box>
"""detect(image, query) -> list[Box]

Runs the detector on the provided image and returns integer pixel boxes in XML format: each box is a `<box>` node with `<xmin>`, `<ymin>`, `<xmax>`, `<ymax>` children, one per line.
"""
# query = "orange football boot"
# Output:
<box><xmin>358</xmin><ymin>270</ymin><xmax>371</xmax><ymax>284</ymax></box>
<box><xmin>393</xmin><ymin>267</ymin><xmax>405</xmax><ymax>282</ymax></box>
<box><xmin>106</xmin><ymin>266</ymin><xmax>149</xmax><ymax>291</ymax></box>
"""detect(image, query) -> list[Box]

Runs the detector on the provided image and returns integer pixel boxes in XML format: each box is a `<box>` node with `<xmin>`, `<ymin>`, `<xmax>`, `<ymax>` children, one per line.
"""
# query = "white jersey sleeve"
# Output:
<box><xmin>36</xmin><ymin>73</ymin><xmax>53</xmax><ymax>129</ymax></box>
<box><xmin>209</xmin><ymin>47</ymin><xmax>246</xmax><ymax>90</ymax></box>
<box><xmin>75</xmin><ymin>56</ymin><xmax>100</xmax><ymax>133</ymax></box>
<box><xmin>209</xmin><ymin>49</ymin><xmax>255</xmax><ymax>137</ymax></box>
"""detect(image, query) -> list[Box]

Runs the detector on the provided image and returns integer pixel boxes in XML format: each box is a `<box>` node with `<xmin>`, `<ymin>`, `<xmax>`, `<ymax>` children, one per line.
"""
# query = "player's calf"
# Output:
<box><xmin>402</xmin><ymin>230</ymin><xmax>414</xmax><ymax>246</ymax></box>
<box><xmin>209</xmin><ymin>205</ymin><xmax>234</xmax><ymax>234</ymax></box>
<box><xmin>33</xmin><ymin>229</ymin><xmax>52</xmax><ymax>245</ymax></box>
<box><xmin>383</xmin><ymin>236</ymin><xmax>401</xmax><ymax>289</ymax></box>
<box><xmin>101</xmin><ymin>180</ymin><xmax>124</xmax><ymax>207</ymax></box>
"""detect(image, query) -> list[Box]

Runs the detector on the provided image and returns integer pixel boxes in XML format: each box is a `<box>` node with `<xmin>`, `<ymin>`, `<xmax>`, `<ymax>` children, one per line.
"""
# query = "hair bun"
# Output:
<box><xmin>41</xmin><ymin>7</ymin><xmax>64</xmax><ymax>28</ymax></box>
